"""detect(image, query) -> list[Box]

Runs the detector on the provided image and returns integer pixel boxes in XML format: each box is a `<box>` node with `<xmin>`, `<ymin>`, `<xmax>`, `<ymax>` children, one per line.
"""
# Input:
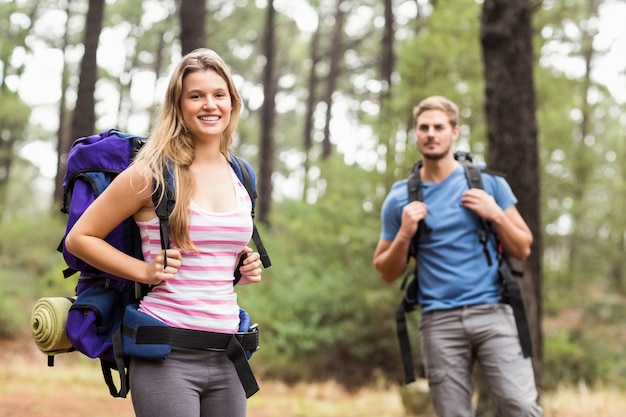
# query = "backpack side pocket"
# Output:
<box><xmin>120</xmin><ymin>304</ymin><xmax>172</xmax><ymax>360</ymax></box>
<box><xmin>66</xmin><ymin>285</ymin><xmax>124</xmax><ymax>362</ymax></box>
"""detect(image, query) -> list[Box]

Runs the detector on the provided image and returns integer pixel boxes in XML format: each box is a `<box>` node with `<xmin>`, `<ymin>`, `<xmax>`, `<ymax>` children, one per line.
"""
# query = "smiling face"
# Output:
<box><xmin>181</xmin><ymin>69</ymin><xmax>232</xmax><ymax>143</ymax></box>
<box><xmin>414</xmin><ymin>109</ymin><xmax>459</xmax><ymax>161</ymax></box>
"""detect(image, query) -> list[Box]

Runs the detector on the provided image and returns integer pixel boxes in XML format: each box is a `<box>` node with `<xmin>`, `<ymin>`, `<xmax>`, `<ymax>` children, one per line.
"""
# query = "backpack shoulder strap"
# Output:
<box><xmin>459</xmin><ymin>158</ymin><xmax>484</xmax><ymax>190</ymax></box>
<box><xmin>151</xmin><ymin>157</ymin><xmax>271</xmax><ymax>271</ymax></box>
<box><xmin>152</xmin><ymin>165</ymin><xmax>175</xmax><ymax>252</ymax></box>
<box><xmin>407</xmin><ymin>162</ymin><xmax>422</xmax><ymax>204</ymax></box>
<box><xmin>396</xmin><ymin>160</ymin><xmax>428</xmax><ymax>384</ymax></box>
<box><xmin>229</xmin><ymin>154</ymin><xmax>258</xmax><ymax>206</ymax></box>
<box><xmin>406</xmin><ymin>163</ymin><xmax>420</xmax><ymax>259</ymax></box>
<box><xmin>406</xmin><ymin>161</ymin><xmax>432</xmax><ymax>258</ymax></box>
<box><xmin>459</xmin><ymin>158</ymin><xmax>493</xmax><ymax>266</ymax></box>
<box><xmin>229</xmin><ymin>154</ymin><xmax>271</xmax><ymax>269</ymax></box>
<box><xmin>459</xmin><ymin>156</ymin><xmax>533</xmax><ymax>358</ymax></box>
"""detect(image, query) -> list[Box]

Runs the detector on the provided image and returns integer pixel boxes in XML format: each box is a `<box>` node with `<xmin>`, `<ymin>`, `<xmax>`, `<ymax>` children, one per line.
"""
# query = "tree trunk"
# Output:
<box><xmin>0</xmin><ymin>3</ymin><xmax>37</xmax><ymax>216</ymax></box>
<box><xmin>179</xmin><ymin>0</ymin><xmax>206</xmax><ymax>55</ymax></box>
<box><xmin>153</xmin><ymin>30</ymin><xmax>167</xmax><ymax>97</ymax></box>
<box><xmin>566</xmin><ymin>0</ymin><xmax>600</xmax><ymax>280</ymax></box>
<box><xmin>321</xmin><ymin>0</ymin><xmax>346</xmax><ymax>159</ymax></box>
<box><xmin>302</xmin><ymin>19</ymin><xmax>322</xmax><ymax>202</ymax></box>
<box><xmin>53</xmin><ymin>0</ymin><xmax>73</xmax><ymax>206</ymax></box>
<box><xmin>380</xmin><ymin>0</ymin><xmax>395</xmax><ymax>92</ymax></box>
<box><xmin>480</xmin><ymin>0</ymin><xmax>543</xmax><ymax>394</ymax></box>
<box><xmin>68</xmin><ymin>0</ymin><xmax>105</xmax><ymax>149</ymax></box>
<box><xmin>380</xmin><ymin>0</ymin><xmax>396</xmax><ymax>190</ymax></box>
<box><xmin>258</xmin><ymin>0</ymin><xmax>277</xmax><ymax>224</ymax></box>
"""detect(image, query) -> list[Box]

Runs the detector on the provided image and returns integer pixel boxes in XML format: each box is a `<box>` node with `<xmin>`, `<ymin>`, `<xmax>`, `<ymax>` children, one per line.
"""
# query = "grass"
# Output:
<box><xmin>541</xmin><ymin>383</ymin><xmax>626</xmax><ymax>417</ymax></box>
<box><xmin>2</xmin><ymin>338</ymin><xmax>625</xmax><ymax>417</ymax></box>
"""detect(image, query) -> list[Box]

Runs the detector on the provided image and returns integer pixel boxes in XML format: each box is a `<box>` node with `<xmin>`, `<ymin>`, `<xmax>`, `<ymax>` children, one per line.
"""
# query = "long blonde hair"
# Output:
<box><xmin>133</xmin><ymin>48</ymin><xmax>242</xmax><ymax>251</ymax></box>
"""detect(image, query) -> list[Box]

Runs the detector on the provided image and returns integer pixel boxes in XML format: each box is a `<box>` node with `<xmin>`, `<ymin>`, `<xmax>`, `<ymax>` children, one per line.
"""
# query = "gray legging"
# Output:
<box><xmin>129</xmin><ymin>347</ymin><xmax>247</xmax><ymax>417</ymax></box>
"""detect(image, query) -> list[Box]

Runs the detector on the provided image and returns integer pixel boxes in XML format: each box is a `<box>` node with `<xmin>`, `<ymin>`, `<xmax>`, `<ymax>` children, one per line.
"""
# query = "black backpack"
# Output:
<box><xmin>395</xmin><ymin>151</ymin><xmax>532</xmax><ymax>384</ymax></box>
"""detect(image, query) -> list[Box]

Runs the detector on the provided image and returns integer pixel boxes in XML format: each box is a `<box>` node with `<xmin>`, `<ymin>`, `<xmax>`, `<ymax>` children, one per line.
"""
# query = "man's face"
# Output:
<box><xmin>414</xmin><ymin>109</ymin><xmax>459</xmax><ymax>161</ymax></box>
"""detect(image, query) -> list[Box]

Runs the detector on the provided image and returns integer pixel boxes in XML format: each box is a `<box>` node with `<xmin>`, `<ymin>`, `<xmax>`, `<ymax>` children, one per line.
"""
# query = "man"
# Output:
<box><xmin>373</xmin><ymin>96</ymin><xmax>542</xmax><ymax>416</ymax></box>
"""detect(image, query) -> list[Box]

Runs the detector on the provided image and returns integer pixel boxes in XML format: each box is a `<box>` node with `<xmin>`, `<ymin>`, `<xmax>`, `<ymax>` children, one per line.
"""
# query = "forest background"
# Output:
<box><xmin>0</xmin><ymin>0</ymin><xmax>625</xmax><ymax>415</ymax></box>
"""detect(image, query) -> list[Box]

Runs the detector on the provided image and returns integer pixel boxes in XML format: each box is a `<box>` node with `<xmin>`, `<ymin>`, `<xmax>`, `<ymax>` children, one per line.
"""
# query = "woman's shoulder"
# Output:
<box><xmin>117</xmin><ymin>163</ymin><xmax>158</xmax><ymax>220</ymax></box>
<box><xmin>114</xmin><ymin>161</ymin><xmax>154</xmax><ymax>199</ymax></box>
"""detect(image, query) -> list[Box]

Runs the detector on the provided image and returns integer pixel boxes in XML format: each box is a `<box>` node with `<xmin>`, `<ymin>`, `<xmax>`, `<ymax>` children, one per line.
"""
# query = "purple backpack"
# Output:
<box><xmin>58</xmin><ymin>129</ymin><xmax>148</xmax><ymax>396</ymax></box>
<box><xmin>60</xmin><ymin>129</ymin><xmax>146</xmax><ymax>285</ymax></box>
<box><xmin>57</xmin><ymin>129</ymin><xmax>270</xmax><ymax>398</ymax></box>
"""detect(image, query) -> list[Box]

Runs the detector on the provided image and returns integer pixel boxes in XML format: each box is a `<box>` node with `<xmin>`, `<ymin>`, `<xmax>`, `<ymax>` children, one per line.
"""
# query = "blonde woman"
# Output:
<box><xmin>66</xmin><ymin>48</ymin><xmax>264</xmax><ymax>417</ymax></box>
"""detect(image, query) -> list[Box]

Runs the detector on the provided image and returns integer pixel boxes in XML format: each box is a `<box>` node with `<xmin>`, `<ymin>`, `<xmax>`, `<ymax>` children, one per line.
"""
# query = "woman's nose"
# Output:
<box><xmin>202</xmin><ymin>97</ymin><xmax>215</xmax><ymax>109</ymax></box>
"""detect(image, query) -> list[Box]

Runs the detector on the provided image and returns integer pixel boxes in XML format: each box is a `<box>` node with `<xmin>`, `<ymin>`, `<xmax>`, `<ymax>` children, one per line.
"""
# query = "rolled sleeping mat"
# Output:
<box><xmin>30</xmin><ymin>297</ymin><xmax>76</xmax><ymax>356</ymax></box>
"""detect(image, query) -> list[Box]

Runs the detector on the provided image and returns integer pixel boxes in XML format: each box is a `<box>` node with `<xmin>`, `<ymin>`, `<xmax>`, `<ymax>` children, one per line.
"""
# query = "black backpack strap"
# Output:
<box><xmin>396</xmin><ymin>269</ymin><xmax>419</xmax><ymax>383</ymax></box>
<box><xmin>230</xmin><ymin>154</ymin><xmax>271</xmax><ymax>269</ymax></box>
<box><xmin>101</xmin><ymin>356</ymin><xmax>128</xmax><ymax>398</ymax></box>
<box><xmin>123</xmin><ymin>324</ymin><xmax>260</xmax><ymax>398</ymax></box>
<box><xmin>153</xmin><ymin>165</ymin><xmax>175</xmax><ymax>253</ymax></box>
<box><xmin>499</xmin><ymin>257</ymin><xmax>533</xmax><ymax>358</ymax></box>
<box><xmin>225</xmin><ymin>334</ymin><xmax>260</xmax><ymax>397</ymax></box>
<box><xmin>407</xmin><ymin>162</ymin><xmax>433</xmax><ymax>257</ymax></box>
<box><xmin>459</xmin><ymin>159</ymin><xmax>493</xmax><ymax>266</ymax></box>
<box><xmin>458</xmin><ymin>156</ymin><xmax>533</xmax><ymax>358</ymax></box>
<box><xmin>104</xmin><ymin>166</ymin><xmax>175</xmax><ymax>399</ymax></box>
<box><xmin>395</xmin><ymin>162</ymin><xmax>430</xmax><ymax>384</ymax></box>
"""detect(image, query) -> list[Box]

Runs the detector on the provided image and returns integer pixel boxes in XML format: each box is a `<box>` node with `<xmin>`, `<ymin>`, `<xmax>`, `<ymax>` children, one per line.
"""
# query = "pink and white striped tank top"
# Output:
<box><xmin>135</xmin><ymin>168</ymin><xmax>253</xmax><ymax>334</ymax></box>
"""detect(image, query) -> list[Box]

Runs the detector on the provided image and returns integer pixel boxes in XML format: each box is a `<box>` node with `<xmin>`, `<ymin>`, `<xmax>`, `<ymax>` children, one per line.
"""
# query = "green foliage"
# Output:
<box><xmin>0</xmin><ymin>90</ymin><xmax>31</xmax><ymax>181</ymax></box>
<box><xmin>0</xmin><ymin>90</ymin><xmax>30</xmax><ymax>132</ymax></box>
<box><xmin>237</xmin><ymin>155</ymin><xmax>407</xmax><ymax>388</ymax></box>
<box><xmin>543</xmin><ymin>328</ymin><xmax>596</xmax><ymax>390</ymax></box>
<box><xmin>0</xmin><ymin>212</ymin><xmax>71</xmax><ymax>337</ymax></box>
<box><xmin>543</xmin><ymin>295</ymin><xmax>626</xmax><ymax>390</ymax></box>
<box><xmin>536</xmin><ymin>0</ymin><xmax>626</xmax><ymax>300</ymax></box>
<box><xmin>395</xmin><ymin>0</ymin><xmax>486</xmax><ymax>152</ymax></box>
<box><xmin>2</xmin><ymin>0</ymin><xmax>625</xmax><ymax>393</ymax></box>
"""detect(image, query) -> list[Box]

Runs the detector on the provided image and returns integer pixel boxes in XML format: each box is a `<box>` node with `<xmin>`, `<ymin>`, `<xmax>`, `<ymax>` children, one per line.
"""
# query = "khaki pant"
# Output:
<box><xmin>420</xmin><ymin>303</ymin><xmax>543</xmax><ymax>417</ymax></box>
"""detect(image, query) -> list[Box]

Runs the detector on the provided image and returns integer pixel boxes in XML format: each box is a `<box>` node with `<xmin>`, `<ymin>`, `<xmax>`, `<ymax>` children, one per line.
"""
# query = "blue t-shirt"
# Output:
<box><xmin>380</xmin><ymin>162</ymin><xmax>517</xmax><ymax>313</ymax></box>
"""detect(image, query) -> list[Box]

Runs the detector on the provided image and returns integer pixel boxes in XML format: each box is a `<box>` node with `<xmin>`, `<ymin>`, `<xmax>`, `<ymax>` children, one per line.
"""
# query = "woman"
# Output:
<box><xmin>65</xmin><ymin>48</ymin><xmax>264</xmax><ymax>417</ymax></box>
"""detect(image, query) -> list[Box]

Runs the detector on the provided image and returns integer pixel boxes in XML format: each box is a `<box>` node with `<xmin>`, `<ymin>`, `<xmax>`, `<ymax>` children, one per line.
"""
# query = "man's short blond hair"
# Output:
<box><xmin>412</xmin><ymin>96</ymin><xmax>459</xmax><ymax>128</ymax></box>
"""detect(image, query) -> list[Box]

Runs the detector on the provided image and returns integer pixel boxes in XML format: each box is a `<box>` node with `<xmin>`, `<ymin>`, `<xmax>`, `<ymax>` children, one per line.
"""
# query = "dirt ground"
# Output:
<box><xmin>0</xmin><ymin>337</ymin><xmax>405</xmax><ymax>417</ymax></box>
<box><xmin>3</xmin><ymin>337</ymin><xmax>626</xmax><ymax>417</ymax></box>
<box><xmin>0</xmin><ymin>338</ymin><xmax>132</xmax><ymax>417</ymax></box>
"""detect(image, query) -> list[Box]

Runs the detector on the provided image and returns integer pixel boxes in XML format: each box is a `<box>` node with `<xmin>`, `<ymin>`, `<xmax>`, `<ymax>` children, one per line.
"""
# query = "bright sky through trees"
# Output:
<box><xmin>15</xmin><ymin>1</ymin><xmax>626</xmax><ymax>190</ymax></box>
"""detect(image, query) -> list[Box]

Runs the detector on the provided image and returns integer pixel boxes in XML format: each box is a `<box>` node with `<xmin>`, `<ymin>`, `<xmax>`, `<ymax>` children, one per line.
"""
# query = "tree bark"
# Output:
<box><xmin>480</xmin><ymin>0</ymin><xmax>543</xmax><ymax>390</ymax></box>
<box><xmin>381</xmin><ymin>0</ymin><xmax>395</xmax><ymax>91</ymax></box>
<box><xmin>68</xmin><ymin>0</ymin><xmax>104</xmax><ymax>147</ymax></box>
<box><xmin>258</xmin><ymin>0</ymin><xmax>277</xmax><ymax>224</ymax></box>
<box><xmin>302</xmin><ymin>19</ymin><xmax>322</xmax><ymax>202</ymax></box>
<box><xmin>380</xmin><ymin>0</ymin><xmax>396</xmax><ymax>190</ymax></box>
<box><xmin>53</xmin><ymin>0</ymin><xmax>73</xmax><ymax>206</ymax></box>
<box><xmin>566</xmin><ymin>0</ymin><xmax>599</xmax><ymax>278</ymax></box>
<box><xmin>179</xmin><ymin>0</ymin><xmax>206</xmax><ymax>55</ymax></box>
<box><xmin>321</xmin><ymin>0</ymin><xmax>346</xmax><ymax>159</ymax></box>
